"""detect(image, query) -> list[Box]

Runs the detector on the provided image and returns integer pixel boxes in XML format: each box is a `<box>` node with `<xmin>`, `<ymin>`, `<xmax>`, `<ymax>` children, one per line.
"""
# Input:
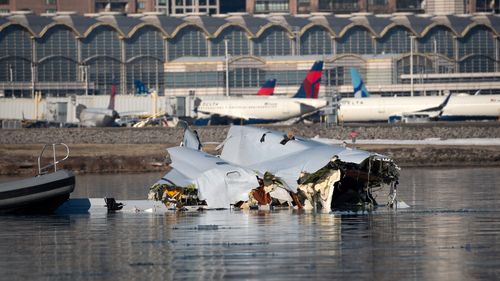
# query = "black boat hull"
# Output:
<box><xmin>0</xmin><ymin>170</ymin><xmax>75</xmax><ymax>214</ymax></box>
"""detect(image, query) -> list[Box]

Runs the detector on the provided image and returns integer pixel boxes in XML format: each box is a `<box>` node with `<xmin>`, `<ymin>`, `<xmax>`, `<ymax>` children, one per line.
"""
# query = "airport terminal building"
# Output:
<box><xmin>1</xmin><ymin>10</ymin><xmax>500</xmax><ymax>99</ymax></box>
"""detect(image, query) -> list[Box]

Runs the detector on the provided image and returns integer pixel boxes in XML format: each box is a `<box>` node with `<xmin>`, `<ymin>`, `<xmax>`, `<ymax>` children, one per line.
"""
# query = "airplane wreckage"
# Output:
<box><xmin>149</xmin><ymin>124</ymin><xmax>407</xmax><ymax>212</ymax></box>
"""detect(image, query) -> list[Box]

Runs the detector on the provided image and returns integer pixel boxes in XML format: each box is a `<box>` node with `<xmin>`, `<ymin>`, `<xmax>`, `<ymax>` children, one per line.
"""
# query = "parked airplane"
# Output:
<box><xmin>337</xmin><ymin>69</ymin><xmax>500</xmax><ymax>123</ymax></box>
<box><xmin>76</xmin><ymin>84</ymin><xmax>119</xmax><ymax>127</ymax></box>
<box><xmin>194</xmin><ymin>61</ymin><xmax>326</xmax><ymax>125</ymax></box>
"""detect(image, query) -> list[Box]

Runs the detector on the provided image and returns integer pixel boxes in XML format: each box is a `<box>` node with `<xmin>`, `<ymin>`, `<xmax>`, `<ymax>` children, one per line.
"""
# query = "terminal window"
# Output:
<box><xmin>396</xmin><ymin>0</ymin><xmax>423</xmax><ymax>10</ymax></box>
<box><xmin>368</xmin><ymin>0</ymin><xmax>387</xmax><ymax>5</ymax></box>
<box><xmin>255</xmin><ymin>0</ymin><xmax>289</xmax><ymax>13</ymax></box>
<box><xmin>318</xmin><ymin>0</ymin><xmax>359</xmax><ymax>13</ymax></box>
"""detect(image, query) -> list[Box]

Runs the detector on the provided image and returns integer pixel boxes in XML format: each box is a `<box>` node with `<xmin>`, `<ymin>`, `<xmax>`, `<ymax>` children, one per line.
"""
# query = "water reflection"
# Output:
<box><xmin>1</xmin><ymin>168</ymin><xmax>500</xmax><ymax>280</ymax></box>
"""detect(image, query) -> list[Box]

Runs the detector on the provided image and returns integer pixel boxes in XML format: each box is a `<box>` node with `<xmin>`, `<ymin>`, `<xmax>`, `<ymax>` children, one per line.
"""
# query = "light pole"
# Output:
<box><xmin>224</xmin><ymin>38</ymin><xmax>230</xmax><ymax>97</ymax></box>
<box><xmin>410</xmin><ymin>35</ymin><xmax>415</xmax><ymax>97</ymax></box>
<box><xmin>9</xmin><ymin>64</ymin><xmax>13</xmax><ymax>98</ymax></box>
<box><xmin>433</xmin><ymin>38</ymin><xmax>438</xmax><ymax>73</ymax></box>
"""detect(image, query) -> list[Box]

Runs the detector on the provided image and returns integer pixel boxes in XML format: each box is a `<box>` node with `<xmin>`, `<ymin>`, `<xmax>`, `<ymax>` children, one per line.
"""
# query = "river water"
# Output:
<box><xmin>1</xmin><ymin>167</ymin><xmax>500</xmax><ymax>280</ymax></box>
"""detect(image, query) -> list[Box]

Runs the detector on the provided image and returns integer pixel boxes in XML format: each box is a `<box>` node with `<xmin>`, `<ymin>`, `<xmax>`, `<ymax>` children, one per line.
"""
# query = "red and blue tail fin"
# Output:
<box><xmin>293</xmin><ymin>60</ymin><xmax>323</xmax><ymax>99</ymax></box>
<box><xmin>108</xmin><ymin>82</ymin><xmax>117</xmax><ymax>110</ymax></box>
<box><xmin>257</xmin><ymin>79</ymin><xmax>277</xmax><ymax>96</ymax></box>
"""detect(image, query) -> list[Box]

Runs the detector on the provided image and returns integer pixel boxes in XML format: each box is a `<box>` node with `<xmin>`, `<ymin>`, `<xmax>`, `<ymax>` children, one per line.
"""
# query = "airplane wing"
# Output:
<box><xmin>414</xmin><ymin>92</ymin><xmax>452</xmax><ymax>114</ymax></box>
<box><xmin>281</xmin><ymin>99</ymin><xmax>327</xmax><ymax>124</ymax></box>
<box><xmin>195</xmin><ymin>108</ymin><xmax>258</xmax><ymax>121</ymax></box>
<box><xmin>389</xmin><ymin>93</ymin><xmax>453</xmax><ymax>122</ymax></box>
<box><xmin>118</xmin><ymin>111</ymin><xmax>153</xmax><ymax>118</ymax></box>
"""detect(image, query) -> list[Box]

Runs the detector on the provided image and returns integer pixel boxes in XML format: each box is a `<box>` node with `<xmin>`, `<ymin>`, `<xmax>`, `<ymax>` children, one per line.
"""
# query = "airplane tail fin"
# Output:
<box><xmin>76</xmin><ymin>104</ymin><xmax>86</xmax><ymax>120</ymax></box>
<box><xmin>193</xmin><ymin>97</ymin><xmax>202</xmax><ymax>113</ymax></box>
<box><xmin>257</xmin><ymin>79</ymin><xmax>276</xmax><ymax>96</ymax></box>
<box><xmin>178</xmin><ymin>120</ymin><xmax>202</xmax><ymax>151</ymax></box>
<box><xmin>293</xmin><ymin>60</ymin><xmax>323</xmax><ymax>99</ymax></box>
<box><xmin>351</xmin><ymin>68</ymin><xmax>370</xmax><ymax>98</ymax></box>
<box><xmin>108</xmin><ymin>82</ymin><xmax>117</xmax><ymax>110</ymax></box>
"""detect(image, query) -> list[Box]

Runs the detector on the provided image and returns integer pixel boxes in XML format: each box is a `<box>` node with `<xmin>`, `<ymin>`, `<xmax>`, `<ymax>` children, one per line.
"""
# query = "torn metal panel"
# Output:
<box><xmin>220</xmin><ymin>126</ymin><xmax>391</xmax><ymax>191</ymax></box>
<box><xmin>156</xmin><ymin>146</ymin><xmax>259</xmax><ymax>209</ymax></box>
<box><xmin>220</xmin><ymin>126</ymin><xmax>382</xmax><ymax>165</ymax></box>
<box><xmin>298</xmin><ymin>167</ymin><xmax>341</xmax><ymax>212</ymax></box>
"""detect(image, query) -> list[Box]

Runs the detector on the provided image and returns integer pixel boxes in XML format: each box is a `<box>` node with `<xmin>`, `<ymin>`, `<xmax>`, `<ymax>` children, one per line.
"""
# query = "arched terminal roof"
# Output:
<box><xmin>0</xmin><ymin>12</ymin><xmax>498</xmax><ymax>39</ymax></box>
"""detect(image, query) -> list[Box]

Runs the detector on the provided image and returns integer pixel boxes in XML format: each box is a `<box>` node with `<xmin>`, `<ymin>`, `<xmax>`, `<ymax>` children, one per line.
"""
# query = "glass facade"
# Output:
<box><xmin>300</xmin><ymin>26</ymin><xmax>333</xmax><ymax>55</ymax></box>
<box><xmin>229</xmin><ymin>67</ymin><xmax>264</xmax><ymax>88</ymax></box>
<box><xmin>0</xmin><ymin>14</ymin><xmax>499</xmax><ymax>96</ymax></box>
<box><xmin>458</xmin><ymin>26</ymin><xmax>495</xmax><ymax>59</ymax></box>
<box><xmin>125</xmin><ymin>26</ymin><xmax>165</xmax><ymax>94</ymax></box>
<box><xmin>167</xmin><ymin>26</ymin><xmax>208</xmax><ymax>60</ymax></box>
<box><xmin>81</xmin><ymin>25</ymin><xmax>121</xmax><ymax>94</ymax></box>
<box><xmin>125</xmin><ymin>26</ymin><xmax>164</xmax><ymax>61</ymax></box>
<box><xmin>211</xmin><ymin>26</ymin><xmax>250</xmax><ymax>56</ymax></box>
<box><xmin>126</xmin><ymin>57</ymin><xmax>163</xmax><ymax>94</ymax></box>
<box><xmin>377</xmin><ymin>26</ymin><xmax>412</xmax><ymax>54</ymax></box>
<box><xmin>81</xmin><ymin>25</ymin><xmax>121</xmax><ymax>60</ymax></box>
<box><xmin>87</xmin><ymin>56</ymin><xmax>121</xmax><ymax>95</ymax></box>
<box><xmin>163</xmin><ymin>69</ymin><xmax>318</xmax><ymax>89</ymax></box>
<box><xmin>336</xmin><ymin>26</ymin><xmax>374</xmax><ymax>55</ymax></box>
<box><xmin>36</xmin><ymin>25</ymin><xmax>78</xmax><ymax>84</ymax></box>
<box><xmin>165</xmin><ymin>71</ymin><xmax>223</xmax><ymax>88</ymax></box>
<box><xmin>396</xmin><ymin>55</ymin><xmax>435</xmax><ymax>79</ymax></box>
<box><xmin>459</xmin><ymin>56</ymin><xmax>496</xmax><ymax>73</ymax></box>
<box><xmin>0</xmin><ymin>25</ymin><xmax>32</xmax><ymax>82</ymax></box>
<box><xmin>253</xmin><ymin>26</ymin><xmax>292</xmax><ymax>57</ymax></box>
<box><xmin>417</xmin><ymin>26</ymin><xmax>455</xmax><ymax>58</ymax></box>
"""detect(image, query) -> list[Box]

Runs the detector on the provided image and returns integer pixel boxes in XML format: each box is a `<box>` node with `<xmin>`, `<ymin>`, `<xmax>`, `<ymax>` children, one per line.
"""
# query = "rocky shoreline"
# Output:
<box><xmin>1</xmin><ymin>122</ymin><xmax>499</xmax><ymax>175</ymax></box>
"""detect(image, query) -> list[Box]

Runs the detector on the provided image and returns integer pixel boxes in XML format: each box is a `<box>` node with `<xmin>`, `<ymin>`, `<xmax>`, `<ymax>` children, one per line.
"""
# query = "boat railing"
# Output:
<box><xmin>37</xmin><ymin>143</ymin><xmax>70</xmax><ymax>175</ymax></box>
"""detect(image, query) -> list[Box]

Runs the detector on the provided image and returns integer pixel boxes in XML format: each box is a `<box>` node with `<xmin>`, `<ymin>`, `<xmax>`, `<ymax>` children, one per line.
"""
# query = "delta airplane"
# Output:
<box><xmin>337</xmin><ymin>68</ymin><xmax>500</xmax><ymax>123</ymax></box>
<box><xmin>194</xmin><ymin>61</ymin><xmax>326</xmax><ymax>125</ymax></box>
<box><xmin>76</xmin><ymin>84</ymin><xmax>119</xmax><ymax>127</ymax></box>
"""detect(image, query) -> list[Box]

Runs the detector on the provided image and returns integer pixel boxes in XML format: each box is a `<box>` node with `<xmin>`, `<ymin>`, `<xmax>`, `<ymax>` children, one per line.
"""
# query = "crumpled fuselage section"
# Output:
<box><xmin>151</xmin><ymin>125</ymin><xmax>401</xmax><ymax>211</ymax></box>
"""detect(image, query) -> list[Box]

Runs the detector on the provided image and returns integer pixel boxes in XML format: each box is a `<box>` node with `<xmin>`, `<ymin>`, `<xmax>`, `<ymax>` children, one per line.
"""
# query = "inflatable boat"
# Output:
<box><xmin>0</xmin><ymin>143</ymin><xmax>75</xmax><ymax>214</ymax></box>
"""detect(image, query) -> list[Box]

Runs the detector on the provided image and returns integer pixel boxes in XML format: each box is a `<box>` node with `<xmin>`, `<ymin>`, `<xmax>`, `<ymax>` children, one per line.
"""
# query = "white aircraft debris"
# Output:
<box><xmin>150</xmin><ymin>123</ymin><xmax>405</xmax><ymax>211</ymax></box>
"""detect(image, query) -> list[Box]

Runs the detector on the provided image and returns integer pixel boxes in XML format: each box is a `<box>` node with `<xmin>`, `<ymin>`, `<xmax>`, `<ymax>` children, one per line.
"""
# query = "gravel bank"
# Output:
<box><xmin>1</xmin><ymin>122</ymin><xmax>499</xmax><ymax>175</ymax></box>
<box><xmin>1</xmin><ymin>122</ymin><xmax>500</xmax><ymax>145</ymax></box>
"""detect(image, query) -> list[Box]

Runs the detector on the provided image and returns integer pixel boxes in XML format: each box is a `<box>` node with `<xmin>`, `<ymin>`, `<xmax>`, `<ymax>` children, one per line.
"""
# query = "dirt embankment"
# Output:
<box><xmin>1</xmin><ymin>122</ymin><xmax>500</xmax><ymax>175</ymax></box>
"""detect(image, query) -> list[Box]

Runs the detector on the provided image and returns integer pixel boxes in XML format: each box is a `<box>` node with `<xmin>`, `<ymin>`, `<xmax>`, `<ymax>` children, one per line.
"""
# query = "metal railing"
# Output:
<box><xmin>37</xmin><ymin>143</ymin><xmax>70</xmax><ymax>175</ymax></box>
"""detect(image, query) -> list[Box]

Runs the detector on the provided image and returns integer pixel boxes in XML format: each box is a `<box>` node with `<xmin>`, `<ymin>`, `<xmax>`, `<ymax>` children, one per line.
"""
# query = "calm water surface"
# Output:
<box><xmin>1</xmin><ymin>168</ymin><xmax>500</xmax><ymax>280</ymax></box>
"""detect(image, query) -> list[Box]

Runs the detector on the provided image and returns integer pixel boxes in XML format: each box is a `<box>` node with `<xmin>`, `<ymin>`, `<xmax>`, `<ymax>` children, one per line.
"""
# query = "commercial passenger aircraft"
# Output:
<box><xmin>194</xmin><ymin>61</ymin><xmax>326</xmax><ymax>125</ymax></box>
<box><xmin>76</xmin><ymin>84</ymin><xmax>119</xmax><ymax>127</ymax></box>
<box><xmin>337</xmin><ymin>69</ymin><xmax>500</xmax><ymax>123</ymax></box>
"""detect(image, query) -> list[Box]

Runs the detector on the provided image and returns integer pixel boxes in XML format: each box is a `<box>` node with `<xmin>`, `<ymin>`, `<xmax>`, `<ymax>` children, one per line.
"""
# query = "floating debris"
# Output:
<box><xmin>150</xmin><ymin>124</ymin><xmax>405</xmax><ymax>211</ymax></box>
